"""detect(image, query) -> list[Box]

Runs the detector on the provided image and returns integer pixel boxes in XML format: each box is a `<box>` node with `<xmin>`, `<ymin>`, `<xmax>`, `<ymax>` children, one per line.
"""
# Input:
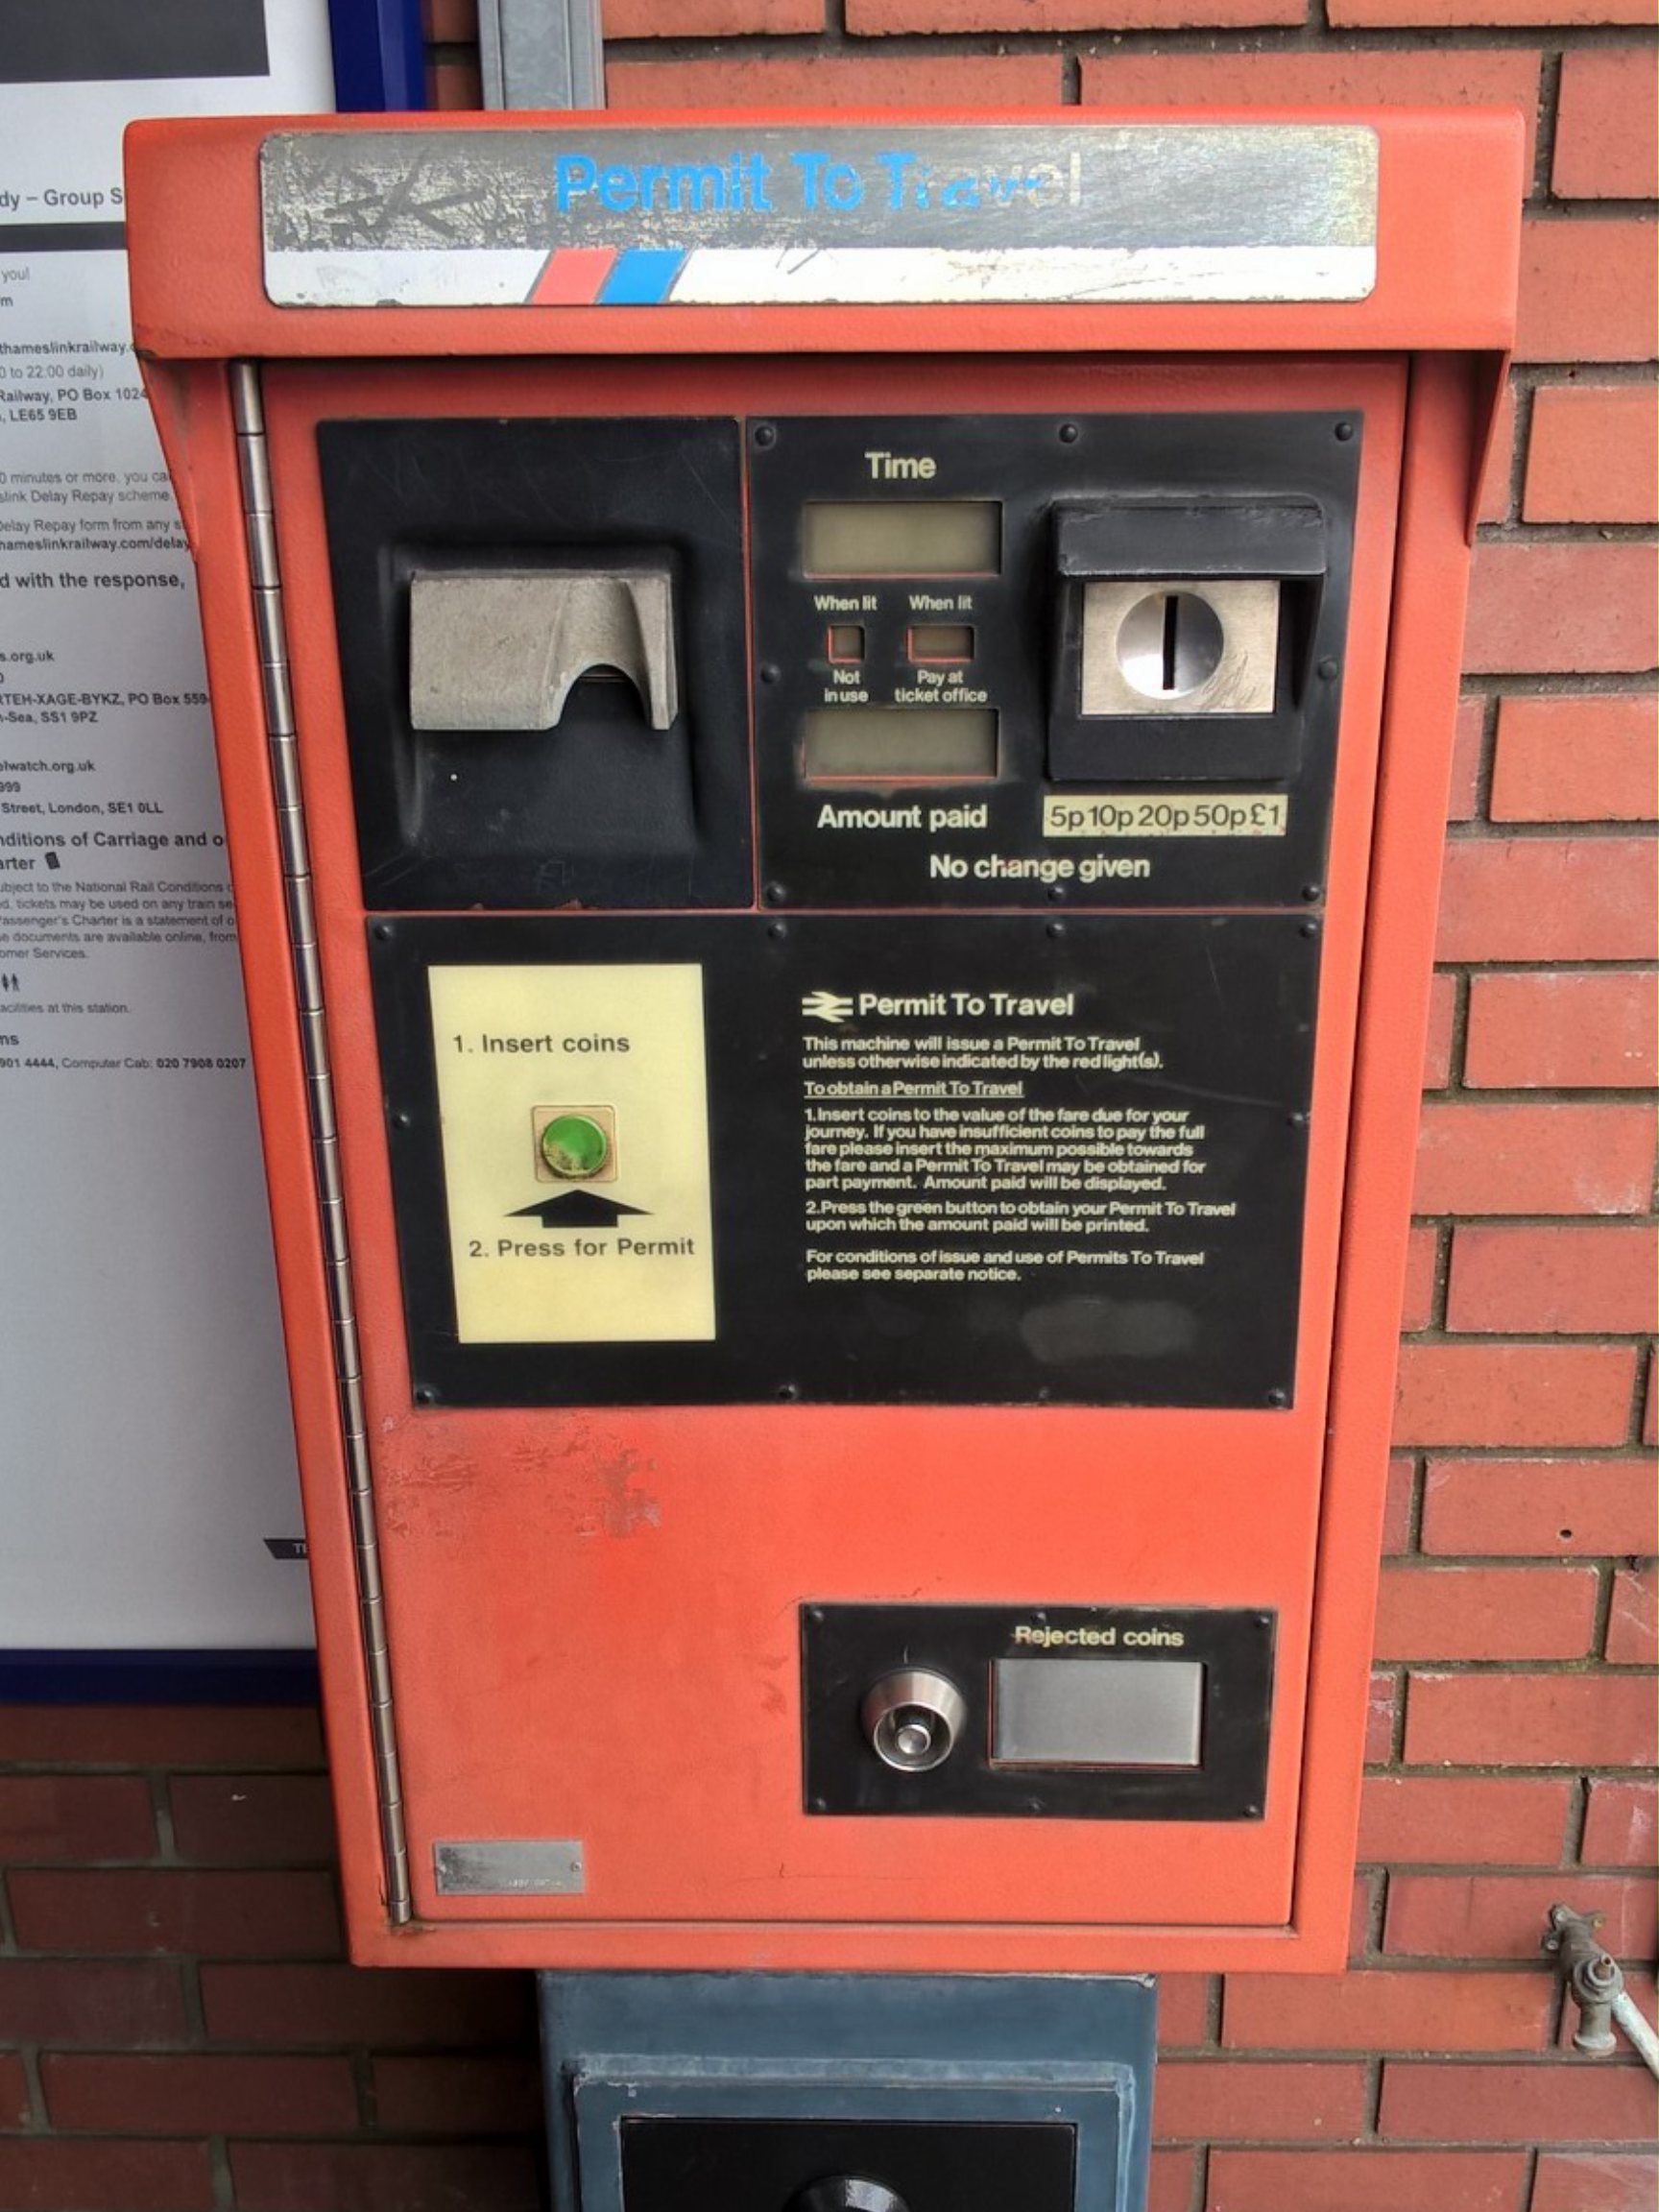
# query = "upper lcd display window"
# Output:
<box><xmin>802</xmin><ymin>500</ymin><xmax>1001</xmax><ymax>578</ymax></box>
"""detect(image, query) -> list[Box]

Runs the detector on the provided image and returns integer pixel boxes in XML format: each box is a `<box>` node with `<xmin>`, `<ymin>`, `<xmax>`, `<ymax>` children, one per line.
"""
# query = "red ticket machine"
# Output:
<box><xmin>127</xmin><ymin>108</ymin><xmax>1518</xmax><ymax>2014</ymax></box>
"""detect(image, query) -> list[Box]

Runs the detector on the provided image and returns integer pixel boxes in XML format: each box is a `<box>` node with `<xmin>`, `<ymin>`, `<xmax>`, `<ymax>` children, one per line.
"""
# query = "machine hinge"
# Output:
<box><xmin>228</xmin><ymin>360</ymin><xmax>414</xmax><ymax>1927</ymax></box>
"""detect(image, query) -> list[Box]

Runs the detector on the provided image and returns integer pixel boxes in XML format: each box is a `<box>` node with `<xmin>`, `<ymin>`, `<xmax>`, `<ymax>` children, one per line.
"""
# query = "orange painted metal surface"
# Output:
<box><xmin>127</xmin><ymin>109</ymin><xmax>1521</xmax><ymax>1973</ymax></box>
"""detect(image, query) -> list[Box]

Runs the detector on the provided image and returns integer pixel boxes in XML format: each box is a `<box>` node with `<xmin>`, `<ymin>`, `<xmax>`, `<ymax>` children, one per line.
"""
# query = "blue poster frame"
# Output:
<box><xmin>326</xmin><ymin>0</ymin><xmax>425</xmax><ymax>111</ymax></box>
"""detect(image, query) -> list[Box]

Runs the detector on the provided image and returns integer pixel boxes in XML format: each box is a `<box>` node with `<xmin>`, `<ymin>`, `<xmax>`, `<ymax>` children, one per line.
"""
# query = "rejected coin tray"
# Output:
<box><xmin>992</xmin><ymin>1654</ymin><xmax>1205</xmax><ymax>1767</ymax></box>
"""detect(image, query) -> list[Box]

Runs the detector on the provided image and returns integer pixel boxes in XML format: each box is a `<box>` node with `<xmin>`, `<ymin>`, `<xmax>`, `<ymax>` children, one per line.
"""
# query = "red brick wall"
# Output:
<box><xmin>0</xmin><ymin>1707</ymin><xmax>543</xmax><ymax>2210</ymax></box>
<box><xmin>6</xmin><ymin>18</ymin><xmax>1653</xmax><ymax>2211</ymax></box>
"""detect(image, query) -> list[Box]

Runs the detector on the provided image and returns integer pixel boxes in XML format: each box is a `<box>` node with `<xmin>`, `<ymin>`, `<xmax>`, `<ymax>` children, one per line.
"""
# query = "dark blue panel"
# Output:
<box><xmin>0</xmin><ymin>1649</ymin><xmax>320</xmax><ymax>1704</ymax></box>
<box><xmin>328</xmin><ymin>0</ymin><xmax>426</xmax><ymax>112</ymax></box>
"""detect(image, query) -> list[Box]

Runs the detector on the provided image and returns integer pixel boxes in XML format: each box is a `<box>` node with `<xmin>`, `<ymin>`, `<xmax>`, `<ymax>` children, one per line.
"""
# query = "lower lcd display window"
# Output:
<box><xmin>804</xmin><ymin>707</ymin><xmax>998</xmax><ymax>781</ymax></box>
<box><xmin>993</xmin><ymin>1658</ymin><xmax>1204</xmax><ymax>1768</ymax></box>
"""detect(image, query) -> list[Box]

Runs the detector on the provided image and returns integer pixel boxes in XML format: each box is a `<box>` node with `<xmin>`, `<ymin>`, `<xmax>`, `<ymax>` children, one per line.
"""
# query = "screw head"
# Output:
<box><xmin>763</xmin><ymin>880</ymin><xmax>787</xmax><ymax>905</ymax></box>
<box><xmin>753</xmin><ymin>422</ymin><xmax>778</xmax><ymax>448</ymax></box>
<box><xmin>1334</xmin><ymin>421</ymin><xmax>1356</xmax><ymax>442</ymax></box>
<box><xmin>1058</xmin><ymin>421</ymin><xmax>1081</xmax><ymax>444</ymax></box>
<box><xmin>1317</xmin><ymin>656</ymin><xmax>1339</xmax><ymax>682</ymax></box>
<box><xmin>759</xmin><ymin>662</ymin><xmax>781</xmax><ymax>685</ymax></box>
<box><xmin>1265</xmin><ymin>1386</ymin><xmax>1289</xmax><ymax>1408</ymax></box>
<box><xmin>1046</xmin><ymin>920</ymin><xmax>1066</xmax><ymax>940</ymax></box>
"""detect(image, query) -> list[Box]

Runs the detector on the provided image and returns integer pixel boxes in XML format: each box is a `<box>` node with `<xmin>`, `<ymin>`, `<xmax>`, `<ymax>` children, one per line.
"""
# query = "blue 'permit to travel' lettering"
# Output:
<box><xmin>552</xmin><ymin>147</ymin><xmax>1077</xmax><ymax>221</ymax></box>
<box><xmin>554</xmin><ymin>152</ymin><xmax>775</xmax><ymax>214</ymax></box>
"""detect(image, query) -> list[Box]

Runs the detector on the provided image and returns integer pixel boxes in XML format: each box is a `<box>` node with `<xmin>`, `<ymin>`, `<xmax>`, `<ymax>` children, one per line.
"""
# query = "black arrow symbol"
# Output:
<box><xmin>509</xmin><ymin>1190</ymin><xmax>650</xmax><ymax>1229</ymax></box>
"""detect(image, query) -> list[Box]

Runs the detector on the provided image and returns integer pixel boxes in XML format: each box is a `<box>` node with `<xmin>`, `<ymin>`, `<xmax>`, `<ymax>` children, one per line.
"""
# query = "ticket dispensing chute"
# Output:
<box><xmin>130</xmin><ymin>108</ymin><xmax>1519</xmax><ymax>2212</ymax></box>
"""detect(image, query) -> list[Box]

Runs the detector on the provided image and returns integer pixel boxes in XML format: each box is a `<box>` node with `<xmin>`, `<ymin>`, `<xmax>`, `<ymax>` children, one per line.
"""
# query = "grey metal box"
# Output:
<box><xmin>539</xmin><ymin>1970</ymin><xmax>1156</xmax><ymax>2212</ymax></box>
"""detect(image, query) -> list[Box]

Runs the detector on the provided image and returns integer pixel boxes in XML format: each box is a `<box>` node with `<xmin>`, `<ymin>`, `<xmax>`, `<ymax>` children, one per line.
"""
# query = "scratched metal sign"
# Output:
<box><xmin>259</xmin><ymin>124</ymin><xmax>1378</xmax><ymax>308</ymax></box>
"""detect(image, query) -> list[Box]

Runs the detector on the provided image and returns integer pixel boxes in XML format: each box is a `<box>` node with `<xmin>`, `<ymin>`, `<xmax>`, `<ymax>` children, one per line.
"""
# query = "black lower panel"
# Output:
<box><xmin>370</xmin><ymin>911</ymin><xmax>1318</xmax><ymax>1407</ymax></box>
<box><xmin>802</xmin><ymin>1602</ymin><xmax>1275</xmax><ymax>1821</ymax></box>
<box><xmin>620</xmin><ymin>2118</ymin><xmax>1076</xmax><ymax>2212</ymax></box>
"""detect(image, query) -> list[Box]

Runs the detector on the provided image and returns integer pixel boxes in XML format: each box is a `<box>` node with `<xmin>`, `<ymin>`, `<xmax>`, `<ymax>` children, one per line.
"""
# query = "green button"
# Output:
<box><xmin>540</xmin><ymin>1113</ymin><xmax>610</xmax><ymax>1180</ymax></box>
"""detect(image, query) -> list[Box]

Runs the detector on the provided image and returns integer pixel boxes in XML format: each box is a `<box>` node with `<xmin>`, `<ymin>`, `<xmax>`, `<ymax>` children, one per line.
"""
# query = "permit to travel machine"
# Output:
<box><xmin>128</xmin><ymin>108</ymin><xmax>1520</xmax><ymax>2212</ymax></box>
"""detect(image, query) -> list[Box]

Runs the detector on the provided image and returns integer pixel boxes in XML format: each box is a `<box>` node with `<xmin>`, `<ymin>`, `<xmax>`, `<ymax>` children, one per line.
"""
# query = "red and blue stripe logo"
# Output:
<box><xmin>532</xmin><ymin>246</ymin><xmax>689</xmax><ymax>306</ymax></box>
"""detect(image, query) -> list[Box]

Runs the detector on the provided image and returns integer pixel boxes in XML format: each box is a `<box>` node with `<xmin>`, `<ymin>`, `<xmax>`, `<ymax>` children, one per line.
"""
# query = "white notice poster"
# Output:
<box><xmin>0</xmin><ymin>1</ymin><xmax>333</xmax><ymax>1649</ymax></box>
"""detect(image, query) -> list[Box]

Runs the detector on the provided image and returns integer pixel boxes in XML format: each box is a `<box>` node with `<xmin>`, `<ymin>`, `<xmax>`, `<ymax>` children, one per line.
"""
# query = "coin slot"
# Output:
<box><xmin>1118</xmin><ymin>590</ymin><xmax>1225</xmax><ymax>701</ymax></box>
<box><xmin>907</xmin><ymin>622</ymin><xmax>975</xmax><ymax>663</ymax></box>
<box><xmin>1079</xmin><ymin>577</ymin><xmax>1281</xmax><ymax>719</ymax></box>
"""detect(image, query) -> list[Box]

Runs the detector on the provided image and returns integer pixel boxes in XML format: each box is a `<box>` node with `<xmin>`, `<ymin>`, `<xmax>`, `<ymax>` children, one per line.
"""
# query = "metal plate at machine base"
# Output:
<box><xmin>540</xmin><ymin>1973</ymin><xmax>1156</xmax><ymax>2212</ymax></box>
<box><xmin>621</xmin><ymin>2118</ymin><xmax>1076</xmax><ymax>2212</ymax></box>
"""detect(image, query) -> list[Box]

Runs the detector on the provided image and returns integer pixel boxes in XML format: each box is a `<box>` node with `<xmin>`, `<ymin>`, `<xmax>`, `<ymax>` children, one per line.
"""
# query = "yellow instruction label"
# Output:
<box><xmin>428</xmin><ymin>964</ymin><xmax>714</xmax><ymax>1344</ymax></box>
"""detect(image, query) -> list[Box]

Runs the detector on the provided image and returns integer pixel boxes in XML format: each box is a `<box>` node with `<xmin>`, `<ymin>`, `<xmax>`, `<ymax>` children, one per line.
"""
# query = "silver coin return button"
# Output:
<box><xmin>992</xmin><ymin>1657</ymin><xmax>1204</xmax><ymax>1768</ymax></box>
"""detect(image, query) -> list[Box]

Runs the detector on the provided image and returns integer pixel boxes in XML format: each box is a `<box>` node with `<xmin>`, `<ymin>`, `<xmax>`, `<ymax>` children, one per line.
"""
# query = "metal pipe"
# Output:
<box><xmin>477</xmin><ymin>0</ymin><xmax>603</xmax><ymax>110</ymax></box>
<box><xmin>1611</xmin><ymin>1987</ymin><xmax>1659</xmax><ymax>2080</ymax></box>
<box><xmin>1544</xmin><ymin>1903</ymin><xmax>1659</xmax><ymax>2081</ymax></box>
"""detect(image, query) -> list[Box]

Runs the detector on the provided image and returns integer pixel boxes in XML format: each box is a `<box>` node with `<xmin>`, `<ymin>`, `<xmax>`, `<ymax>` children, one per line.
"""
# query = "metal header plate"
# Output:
<box><xmin>260</xmin><ymin>124</ymin><xmax>1379</xmax><ymax>309</ymax></box>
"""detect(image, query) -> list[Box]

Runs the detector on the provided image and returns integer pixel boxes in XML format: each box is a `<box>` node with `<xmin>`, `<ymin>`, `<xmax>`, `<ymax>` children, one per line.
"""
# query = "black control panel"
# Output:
<box><xmin>370</xmin><ymin>913</ymin><xmax>1314</xmax><ymax>1409</ymax></box>
<box><xmin>322</xmin><ymin>408</ymin><xmax>1358</xmax><ymax>917</ymax></box>
<box><xmin>750</xmin><ymin>412</ymin><xmax>1358</xmax><ymax>909</ymax></box>
<box><xmin>332</xmin><ymin>407</ymin><xmax>1358</xmax><ymax>1409</ymax></box>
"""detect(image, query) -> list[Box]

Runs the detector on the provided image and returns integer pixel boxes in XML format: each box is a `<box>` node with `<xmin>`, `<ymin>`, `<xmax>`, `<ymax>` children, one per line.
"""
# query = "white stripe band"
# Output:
<box><xmin>669</xmin><ymin>244</ymin><xmax>1377</xmax><ymax>306</ymax></box>
<box><xmin>266</xmin><ymin>246</ymin><xmax>546</xmax><ymax>307</ymax></box>
<box><xmin>264</xmin><ymin>240</ymin><xmax>1377</xmax><ymax>310</ymax></box>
